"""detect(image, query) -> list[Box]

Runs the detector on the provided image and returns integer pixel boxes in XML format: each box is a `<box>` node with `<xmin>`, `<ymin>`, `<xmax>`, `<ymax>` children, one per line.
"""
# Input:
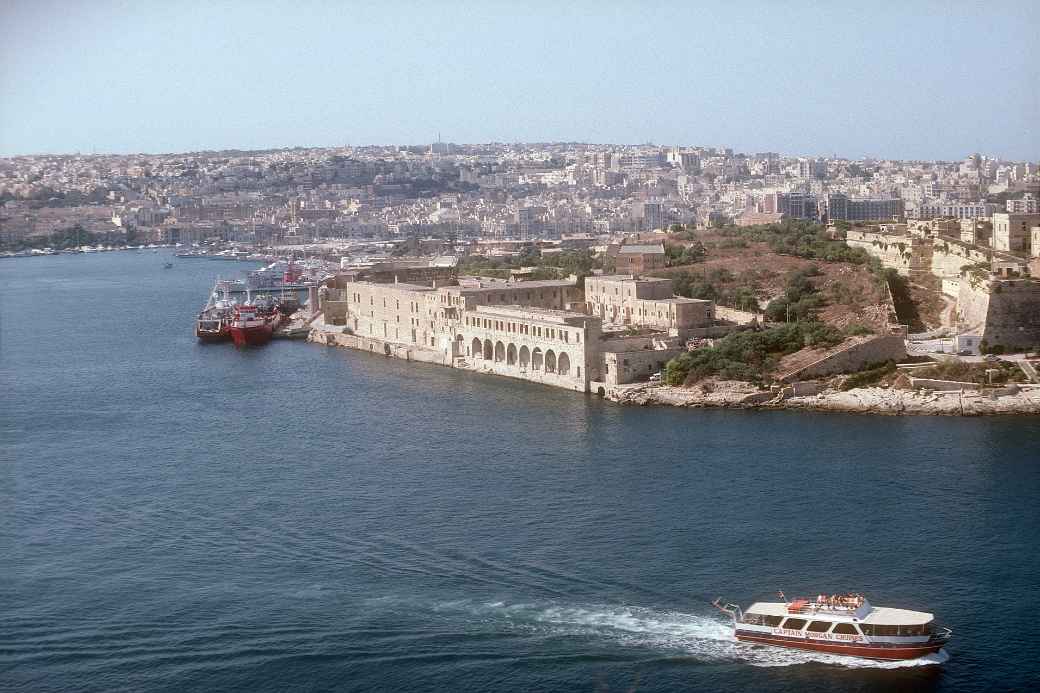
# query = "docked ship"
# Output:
<box><xmin>194</xmin><ymin>280</ymin><xmax>242</xmax><ymax>343</ymax></box>
<box><xmin>713</xmin><ymin>593</ymin><xmax>951</xmax><ymax>660</ymax></box>
<box><xmin>246</xmin><ymin>259</ymin><xmax>318</xmax><ymax>291</ymax></box>
<box><xmin>195</xmin><ymin>306</ymin><xmax>232</xmax><ymax>342</ymax></box>
<box><xmin>228</xmin><ymin>300</ymin><xmax>282</xmax><ymax>347</ymax></box>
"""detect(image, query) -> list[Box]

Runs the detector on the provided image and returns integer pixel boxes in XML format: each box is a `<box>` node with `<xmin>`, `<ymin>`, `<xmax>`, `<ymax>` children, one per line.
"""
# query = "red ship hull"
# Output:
<box><xmin>230</xmin><ymin>324</ymin><xmax>274</xmax><ymax>347</ymax></box>
<box><xmin>736</xmin><ymin>632</ymin><xmax>945</xmax><ymax>660</ymax></box>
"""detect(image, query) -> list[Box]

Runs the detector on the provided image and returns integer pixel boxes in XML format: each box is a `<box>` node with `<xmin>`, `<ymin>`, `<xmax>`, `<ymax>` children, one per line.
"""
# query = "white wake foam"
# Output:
<box><xmin>462</xmin><ymin>600</ymin><xmax>950</xmax><ymax>669</ymax></box>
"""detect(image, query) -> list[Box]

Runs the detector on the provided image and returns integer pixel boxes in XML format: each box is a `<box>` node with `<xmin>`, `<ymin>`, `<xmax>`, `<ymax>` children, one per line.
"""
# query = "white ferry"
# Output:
<box><xmin>713</xmin><ymin>592</ymin><xmax>951</xmax><ymax>660</ymax></box>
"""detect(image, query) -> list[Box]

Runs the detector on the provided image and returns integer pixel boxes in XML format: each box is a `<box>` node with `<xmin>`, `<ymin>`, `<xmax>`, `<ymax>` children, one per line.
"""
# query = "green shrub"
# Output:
<box><xmin>663</xmin><ymin>321</ymin><xmax>847</xmax><ymax>386</ymax></box>
<box><xmin>844</xmin><ymin>323</ymin><xmax>874</xmax><ymax>337</ymax></box>
<box><xmin>841</xmin><ymin>361</ymin><xmax>896</xmax><ymax>390</ymax></box>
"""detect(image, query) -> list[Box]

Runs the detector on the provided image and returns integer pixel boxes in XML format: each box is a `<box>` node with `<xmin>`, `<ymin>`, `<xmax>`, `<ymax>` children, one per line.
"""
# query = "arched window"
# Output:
<box><xmin>545</xmin><ymin>349</ymin><xmax>557</xmax><ymax>373</ymax></box>
<box><xmin>507</xmin><ymin>343</ymin><xmax>518</xmax><ymax>365</ymax></box>
<box><xmin>483</xmin><ymin>339</ymin><xmax>493</xmax><ymax>360</ymax></box>
<box><xmin>558</xmin><ymin>352</ymin><xmax>570</xmax><ymax>376</ymax></box>
<box><xmin>519</xmin><ymin>345</ymin><xmax>530</xmax><ymax>368</ymax></box>
<box><xmin>532</xmin><ymin>347</ymin><xmax>543</xmax><ymax>370</ymax></box>
<box><xmin>471</xmin><ymin>337</ymin><xmax>482</xmax><ymax>357</ymax></box>
<box><xmin>494</xmin><ymin>341</ymin><xmax>506</xmax><ymax>362</ymax></box>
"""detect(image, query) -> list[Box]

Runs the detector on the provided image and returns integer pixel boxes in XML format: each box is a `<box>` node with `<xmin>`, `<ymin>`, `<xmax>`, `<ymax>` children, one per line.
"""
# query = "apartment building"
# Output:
<box><xmin>1007</xmin><ymin>194</ymin><xmax>1038</xmax><ymax>214</ymax></box>
<box><xmin>826</xmin><ymin>193</ymin><xmax>905</xmax><ymax>222</ymax></box>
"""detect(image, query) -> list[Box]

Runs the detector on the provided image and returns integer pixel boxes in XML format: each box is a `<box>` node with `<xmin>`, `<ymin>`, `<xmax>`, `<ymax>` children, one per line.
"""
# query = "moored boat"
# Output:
<box><xmin>195</xmin><ymin>306</ymin><xmax>232</xmax><ymax>342</ymax></box>
<box><xmin>713</xmin><ymin>592</ymin><xmax>951</xmax><ymax>660</ymax></box>
<box><xmin>228</xmin><ymin>302</ymin><xmax>281</xmax><ymax>347</ymax></box>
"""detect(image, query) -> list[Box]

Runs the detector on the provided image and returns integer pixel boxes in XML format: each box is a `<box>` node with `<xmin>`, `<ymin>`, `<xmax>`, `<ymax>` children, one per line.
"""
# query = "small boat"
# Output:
<box><xmin>713</xmin><ymin>592</ymin><xmax>951</xmax><ymax>660</ymax></box>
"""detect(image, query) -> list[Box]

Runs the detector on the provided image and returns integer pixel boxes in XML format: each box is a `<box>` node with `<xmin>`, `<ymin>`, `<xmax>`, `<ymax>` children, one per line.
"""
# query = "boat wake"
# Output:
<box><xmin>449</xmin><ymin>600</ymin><xmax>950</xmax><ymax>669</ymax></box>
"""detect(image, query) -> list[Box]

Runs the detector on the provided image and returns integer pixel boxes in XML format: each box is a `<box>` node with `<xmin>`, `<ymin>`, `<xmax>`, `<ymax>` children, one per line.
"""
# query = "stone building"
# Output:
<box><xmin>599</xmin><ymin>335</ymin><xmax>685</xmax><ymax>386</ymax></box>
<box><xmin>960</xmin><ymin>218</ymin><xmax>992</xmax><ymax>246</ymax></box>
<box><xmin>992</xmin><ymin>212</ymin><xmax>1040</xmax><ymax>253</ymax></box>
<box><xmin>459</xmin><ymin>306</ymin><xmax>603</xmax><ymax>392</ymax></box>
<box><xmin>615</xmin><ymin>244</ymin><xmax>665</xmax><ymax>273</ymax></box>
<box><xmin>584</xmin><ymin>275</ymin><xmax>713</xmax><ymax>334</ymax></box>
<box><xmin>317</xmin><ymin>273</ymin><xmax>717</xmax><ymax>392</ymax></box>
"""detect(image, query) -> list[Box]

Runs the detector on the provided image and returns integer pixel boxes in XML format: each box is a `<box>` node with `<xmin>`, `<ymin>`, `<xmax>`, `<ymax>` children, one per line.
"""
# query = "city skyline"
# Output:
<box><xmin>2</xmin><ymin>1</ymin><xmax>1038</xmax><ymax>160</ymax></box>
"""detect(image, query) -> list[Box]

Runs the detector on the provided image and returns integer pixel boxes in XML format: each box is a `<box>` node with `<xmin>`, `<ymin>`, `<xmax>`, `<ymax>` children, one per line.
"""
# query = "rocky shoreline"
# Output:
<box><xmin>608</xmin><ymin>380</ymin><xmax>1040</xmax><ymax>416</ymax></box>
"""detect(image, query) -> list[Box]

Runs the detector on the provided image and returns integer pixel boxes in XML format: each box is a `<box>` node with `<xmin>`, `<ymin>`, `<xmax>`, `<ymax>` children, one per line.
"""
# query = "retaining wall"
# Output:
<box><xmin>780</xmin><ymin>335</ymin><xmax>907</xmax><ymax>382</ymax></box>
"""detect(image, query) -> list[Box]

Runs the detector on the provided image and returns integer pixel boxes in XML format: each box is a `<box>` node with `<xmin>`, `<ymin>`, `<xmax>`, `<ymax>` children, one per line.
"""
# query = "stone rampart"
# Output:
<box><xmin>846</xmin><ymin>230</ymin><xmax>918</xmax><ymax>275</ymax></box>
<box><xmin>930</xmin><ymin>238</ymin><xmax>990</xmax><ymax>277</ymax></box>
<box><xmin>958</xmin><ymin>277</ymin><xmax>1040</xmax><ymax>350</ymax></box>
<box><xmin>779</xmin><ymin>334</ymin><xmax>907</xmax><ymax>382</ymax></box>
<box><xmin>308</xmin><ymin>329</ymin><xmax>452</xmax><ymax>365</ymax></box>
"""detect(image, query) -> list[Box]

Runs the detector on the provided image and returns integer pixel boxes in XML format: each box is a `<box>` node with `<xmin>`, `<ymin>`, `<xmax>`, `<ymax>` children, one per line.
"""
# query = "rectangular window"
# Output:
<box><xmin>807</xmin><ymin>621</ymin><xmax>832</xmax><ymax>633</ymax></box>
<box><xmin>832</xmin><ymin>623</ymin><xmax>858</xmax><ymax>635</ymax></box>
<box><xmin>763</xmin><ymin>615</ymin><xmax>784</xmax><ymax>627</ymax></box>
<box><xmin>781</xmin><ymin>618</ymin><xmax>806</xmax><ymax>630</ymax></box>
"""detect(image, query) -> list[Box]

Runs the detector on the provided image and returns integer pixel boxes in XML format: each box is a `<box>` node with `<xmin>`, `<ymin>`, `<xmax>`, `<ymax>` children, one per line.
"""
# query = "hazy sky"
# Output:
<box><xmin>2</xmin><ymin>1</ymin><xmax>1038</xmax><ymax>159</ymax></box>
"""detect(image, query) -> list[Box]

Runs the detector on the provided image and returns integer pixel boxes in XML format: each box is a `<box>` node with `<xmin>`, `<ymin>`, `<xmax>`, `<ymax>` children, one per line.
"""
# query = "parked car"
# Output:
<box><xmin>649</xmin><ymin>372</ymin><xmax>663</xmax><ymax>383</ymax></box>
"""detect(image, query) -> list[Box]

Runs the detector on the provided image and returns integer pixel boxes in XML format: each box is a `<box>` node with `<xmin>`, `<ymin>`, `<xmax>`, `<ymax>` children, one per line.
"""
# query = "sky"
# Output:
<box><xmin>1</xmin><ymin>1</ymin><xmax>1038</xmax><ymax>160</ymax></box>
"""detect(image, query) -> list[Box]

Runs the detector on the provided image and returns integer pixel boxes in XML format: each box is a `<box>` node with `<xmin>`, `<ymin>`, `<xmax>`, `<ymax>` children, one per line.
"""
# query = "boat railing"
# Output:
<box><xmin>787</xmin><ymin>596</ymin><xmax>866</xmax><ymax>615</ymax></box>
<box><xmin>712</xmin><ymin>598</ymin><xmax>743</xmax><ymax>623</ymax></box>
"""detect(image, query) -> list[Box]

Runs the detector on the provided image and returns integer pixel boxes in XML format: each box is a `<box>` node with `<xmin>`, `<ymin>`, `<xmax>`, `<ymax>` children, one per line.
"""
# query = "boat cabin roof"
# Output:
<box><xmin>746</xmin><ymin>601</ymin><xmax>933</xmax><ymax>625</ymax></box>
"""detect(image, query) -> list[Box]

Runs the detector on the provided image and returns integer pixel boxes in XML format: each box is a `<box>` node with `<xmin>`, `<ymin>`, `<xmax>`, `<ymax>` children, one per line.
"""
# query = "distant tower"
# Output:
<box><xmin>286</xmin><ymin>198</ymin><xmax>299</xmax><ymax>236</ymax></box>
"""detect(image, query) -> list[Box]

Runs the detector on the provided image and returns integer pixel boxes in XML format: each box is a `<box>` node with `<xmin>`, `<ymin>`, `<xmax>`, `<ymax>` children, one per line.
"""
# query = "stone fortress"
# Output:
<box><xmin>846</xmin><ymin>211</ymin><xmax>1040</xmax><ymax>351</ymax></box>
<box><xmin>312</xmin><ymin>267</ymin><xmax>736</xmax><ymax>393</ymax></box>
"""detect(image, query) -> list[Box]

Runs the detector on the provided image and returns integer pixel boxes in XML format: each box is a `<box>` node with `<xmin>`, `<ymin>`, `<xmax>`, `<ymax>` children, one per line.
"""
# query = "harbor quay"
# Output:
<box><xmin>309</xmin><ymin>272</ymin><xmax>726</xmax><ymax>393</ymax></box>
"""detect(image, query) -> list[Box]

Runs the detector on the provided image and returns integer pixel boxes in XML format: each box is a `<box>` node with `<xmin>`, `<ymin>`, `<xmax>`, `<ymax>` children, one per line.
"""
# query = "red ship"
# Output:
<box><xmin>228</xmin><ymin>303</ymin><xmax>282</xmax><ymax>347</ymax></box>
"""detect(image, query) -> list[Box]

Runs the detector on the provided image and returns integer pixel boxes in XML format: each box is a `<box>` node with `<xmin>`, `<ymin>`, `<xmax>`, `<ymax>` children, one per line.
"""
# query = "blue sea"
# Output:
<box><xmin>2</xmin><ymin>251</ymin><xmax>1039</xmax><ymax>692</ymax></box>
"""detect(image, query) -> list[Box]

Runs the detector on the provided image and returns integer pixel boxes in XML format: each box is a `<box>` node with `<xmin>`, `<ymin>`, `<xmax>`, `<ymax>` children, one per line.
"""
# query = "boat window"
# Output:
<box><xmin>807</xmin><ymin>621</ymin><xmax>832</xmax><ymax>632</ymax></box>
<box><xmin>859</xmin><ymin>624</ymin><xmax>874</xmax><ymax>636</ymax></box>
<box><xmin>741</xmin><ymin>613</ymin><xmax>765</xmax><ymax>625</ymax></box>
<box><xmin>763</xmin><ymin>615</ymin><xmax>784</xmax><ymax>627</ymax></box>
<box><xmin>781</xmin><ymin>618</ymin><xmax>806</xmax><ymax>630</ymax></box>
<box><xmin>871</xmin><ymin>624</ymin><xmax>899</xmax><ymax>636</ymax></box>
<box><xmin>832</xmin><ymin>623</ymin><xmax>859</xmax><ymax>635</ymax></box>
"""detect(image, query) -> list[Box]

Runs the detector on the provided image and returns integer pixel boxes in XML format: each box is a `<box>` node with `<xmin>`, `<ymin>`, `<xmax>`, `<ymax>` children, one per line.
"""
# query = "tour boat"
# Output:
<box><xmin>713</xmin><ymin>592</ymin><xmax>951</xmax><ymax>660</ymax></box>
<box><xmin>228</xmin><ymin>302</ymin><xmax>280</xmax><ymax>347</ymax></box>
